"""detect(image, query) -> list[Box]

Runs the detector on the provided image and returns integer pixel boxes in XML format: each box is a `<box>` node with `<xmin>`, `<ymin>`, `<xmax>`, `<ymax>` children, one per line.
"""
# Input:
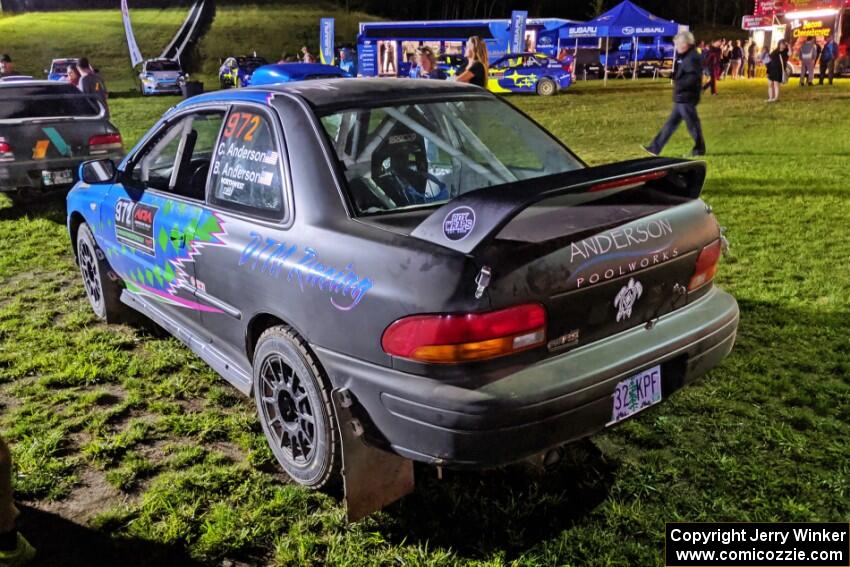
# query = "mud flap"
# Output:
<box><xmin>332</xmin><ymin>388</ymin><xmax>415</xmax><ymax>522</ymax></box>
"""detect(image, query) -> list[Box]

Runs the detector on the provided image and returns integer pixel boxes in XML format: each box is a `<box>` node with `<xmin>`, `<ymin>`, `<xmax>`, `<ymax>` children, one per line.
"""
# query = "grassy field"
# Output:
<box><xmin>0</xmin><ymin>76</ymin><xmax>848</xmax><ymax>566</ymax></box>
<box><xmin>194</xmin><ymin>4</ymin><xmax>379</xmax><ymax>80</ymax></box>
<box><xmin>0</xmin><ymin>4</ymin><xmax>377</xmax><ymax>91</ymax></box>
<box><xmin>0</xmin><ymin>9</ymin><xmax>186</xmax><ymax>91</ymax></box>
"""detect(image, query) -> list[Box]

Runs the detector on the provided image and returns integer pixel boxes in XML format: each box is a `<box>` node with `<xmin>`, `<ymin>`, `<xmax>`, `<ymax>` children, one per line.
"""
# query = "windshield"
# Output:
<box><xmin>320</xmin><ymin>98</ymin><xmax>582</xmax><ymax>216</ymax></box>
<box><xmin>0</xmin><ymin>85</ymin><xmax>101</xmax><ymax>120</ymax></box>
<box><xmin>146</xmin><ymin>60</ymin><xmax>181</xmax><ymax>72</ymax></box>
<box><xmin>51</xmin><ymin>60</ymin><xmax>75</xmax><ymax>74</ymax></box>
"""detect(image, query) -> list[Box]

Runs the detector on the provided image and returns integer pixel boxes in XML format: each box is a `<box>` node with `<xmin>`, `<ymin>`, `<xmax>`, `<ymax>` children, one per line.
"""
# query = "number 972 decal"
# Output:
<box><xmin>115</xmin><ymin>198</ymin><xmax>158</xmax><ymax>255</ymax></box>
<box><xmin>223</xmin><ymin>112</ymin><xmax>261</xmax><ymax>142</ymax></box>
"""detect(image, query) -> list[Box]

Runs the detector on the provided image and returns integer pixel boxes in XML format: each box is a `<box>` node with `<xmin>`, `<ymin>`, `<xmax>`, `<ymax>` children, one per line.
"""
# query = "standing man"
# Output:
<box><xmin>77</xmin><ymin>58</ymin><xmax>109</xmax><ymax>115</ymax></box>
<box><xmin>702</xmin><ymin>39</ymin><xmax>721</xmax><ymax>95</ymax></box>
<box><xmin>0</xmin><ymin>436</ymin><xmax>36</xmax><ymax>565</ymax></box>
<box><xmin>0</xmin><ymin>55</ymin><xmax>16</xmax><ymax>77</ymax></box>
<box><xmin>819</xmin><ymin>34</ymin><xmax>838</xmax><ymax>85</ymax></box>
<box><xmin>799</xmin><ymin>37</ymin><xmax>817</xmax><ymax>86</ymax></box>
<box><xmin>643</xmin><ymin>31</ymin><xmax>705</xmax><ymax>158</ymax></box>
<box><xmin>338</xmin><ymin>47</ymin><xmax>357</xmax><ymax>76</ymax></box>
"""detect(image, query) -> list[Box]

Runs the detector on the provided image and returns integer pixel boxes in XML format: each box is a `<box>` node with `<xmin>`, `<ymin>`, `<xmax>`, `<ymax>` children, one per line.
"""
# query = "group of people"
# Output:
<box><xmin>644</xmin><ymin>28</ymin><xmax>843</xmax><ymax>159</ymax></box>
<box><xmin>699</xmin><ymin>38</ymin><xmax>754</xmax><ymax>89</ymax></box>
<box><xmin>760</xmin><ymin>35</ymin><xmax>839</xmax><ymax>103</ymax></box>
<box><xmin>699</xmin><ymin>34</ymin><xmax>840</xmax><ymax>102</ymax></box>
<box><xmin>404</xmin><ymin>37</ymin><xmax>489</xmax><ymax>85</ymax></box>
<box><xmin>62</xmin><ymin>58</ymin><xmax>109</xmax><ymax>112</ymax></box>
<box><xmin>0</xmin><ymin>54</ymin><xmax>109</xmax><ymax>114</ymax></box>
<box><xmin>292</xmin><ymin>37</ymin><xmax>492</xmax><ymax>87</ymax></box>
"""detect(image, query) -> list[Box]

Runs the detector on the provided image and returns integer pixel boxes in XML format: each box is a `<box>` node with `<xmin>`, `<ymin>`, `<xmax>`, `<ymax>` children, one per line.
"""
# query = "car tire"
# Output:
<box><xmin>7</xmin><ymin>188</ymin><xmax>38</xmax><ymax>207</ymax></box>
<box><xmin>253</xmin><ymin>325</ymin><xmax>341</xmax><ymax>489</ymax></box>
<box><xmin>537</xmin><ymin>77</ymin><xmax>557</xmax><ymax>96</ymax></box>
<box><xmin>76</xmin><ymin>223</ymin><xmax>126</xmax><ymax>323</ymax></box>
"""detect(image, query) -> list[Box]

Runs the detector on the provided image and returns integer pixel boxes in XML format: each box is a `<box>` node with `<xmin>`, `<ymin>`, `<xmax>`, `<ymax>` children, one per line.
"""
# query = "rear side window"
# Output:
<box><xmin>0</xmin><ymin>85</ymin><xmax>101</xmax><ymax>120</ymax></box>
<box><xmin>209</xmin><ymin>106</ymin><xmax>284</xmax><ymax>219</ymax></box>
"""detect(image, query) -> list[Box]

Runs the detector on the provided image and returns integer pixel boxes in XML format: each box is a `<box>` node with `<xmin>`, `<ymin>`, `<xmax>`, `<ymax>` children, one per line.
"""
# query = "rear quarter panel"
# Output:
<box><xmin>234</xmin><ymin>95</ymin><xmax>477</xmax><ymax>367</ymax></box>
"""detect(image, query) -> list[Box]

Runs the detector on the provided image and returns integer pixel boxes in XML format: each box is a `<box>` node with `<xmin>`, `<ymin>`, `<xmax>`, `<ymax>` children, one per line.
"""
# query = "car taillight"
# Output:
<box><xmin>381</xmin><ymin>303</ymin><xmax>547</xmax><ymax>364</ymax></box>
<box><xmin>88</xmin><ymin>133</ymin><xmax>122</xmax><ymax>154</ymax></box>
<box><xmin>0</xmin><ymin>139</ymin><xmax>12</xmax><ymax>161</ymax></box>
<box><xmin>688</xmin><ymin>239</ymin><xmax>722</xmax><ymax>291</ymax></box>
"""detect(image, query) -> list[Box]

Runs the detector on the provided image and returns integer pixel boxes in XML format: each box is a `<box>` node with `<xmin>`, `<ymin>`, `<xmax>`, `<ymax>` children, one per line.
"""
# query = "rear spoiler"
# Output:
<box><xmin>410</xmin><ymin>157</ymin><xmax>706</xmax><ymax>255</ymax></box>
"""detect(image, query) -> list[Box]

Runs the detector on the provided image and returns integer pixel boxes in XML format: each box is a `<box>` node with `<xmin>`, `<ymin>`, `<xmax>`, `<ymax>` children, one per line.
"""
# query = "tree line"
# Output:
<box><xmin>0</xmin><ymin>0</ymin><xmax>755</xmax><ymax>28</ymax></box>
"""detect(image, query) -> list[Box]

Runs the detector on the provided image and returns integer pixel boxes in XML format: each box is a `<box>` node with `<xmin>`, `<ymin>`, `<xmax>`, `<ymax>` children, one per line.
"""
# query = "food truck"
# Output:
<box><xmin>355</xmin><ymin>18</ymin><xmax>576</xmax><ymax>78</ymax></box>
<box><xmin>743</xmin><ymin>0</ymin><xmax>850</xmax><ymax>75</ymax></box>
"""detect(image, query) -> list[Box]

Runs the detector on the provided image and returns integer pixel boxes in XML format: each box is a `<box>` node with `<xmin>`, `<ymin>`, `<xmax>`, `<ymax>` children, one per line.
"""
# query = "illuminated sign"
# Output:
<box><xmin>759</xmin><ymin>0</ymin><xmax>850</xmax><ymax>15</ymax></box>
<box><xmin>780</xmin><ymin>0</ymin><xmax>850</xmax><ymax>11</ymax></box>
<box><xmin>790</xmin><ymin>19</ymin><xmax>834</xmax><ymax>37</ymax></box>
<box><xmin>743</xmin><ymin>15</ymin><xmax>775</xmax><ymax>29</ymax></box>
<box><xmin>755</xmin><ymin>0</ymin><xmax>781</xmax><ymax>16</ymax></box>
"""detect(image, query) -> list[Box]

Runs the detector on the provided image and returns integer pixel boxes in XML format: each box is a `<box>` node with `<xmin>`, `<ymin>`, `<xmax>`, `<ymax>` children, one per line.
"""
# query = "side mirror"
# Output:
<box><xmin>79</xmin><ymin>159</ymin><xmax>117</xmax><ymax>184</ymax></box>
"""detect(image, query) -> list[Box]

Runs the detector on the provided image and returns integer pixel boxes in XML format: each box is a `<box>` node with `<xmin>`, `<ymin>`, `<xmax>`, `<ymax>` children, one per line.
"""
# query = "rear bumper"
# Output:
<box><xmin>0</xmin><ymin>153</ymin><xmax>123</xmax><ymax>192</ymax></box>
<box><xmin>317</xmin><ymin>286</ymin><xmax>739</xmax><ymax>468</ymax></box>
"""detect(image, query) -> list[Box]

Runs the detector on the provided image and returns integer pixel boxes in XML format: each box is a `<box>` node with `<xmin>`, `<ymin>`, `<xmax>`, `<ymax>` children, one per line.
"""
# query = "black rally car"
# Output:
<box><xmin>67</xmin><ymin>79</ymin><xmax>739</xmax><ymax>518</ymax></box>
<box><xmin>0</xmin><ymin>80</ymin><xmax>123</xmax><ymax>204</ymax></box>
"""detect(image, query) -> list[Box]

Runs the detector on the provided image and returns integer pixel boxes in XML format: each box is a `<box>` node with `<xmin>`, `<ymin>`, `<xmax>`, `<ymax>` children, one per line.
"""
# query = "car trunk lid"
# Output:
<box><xmin>482</xmin><ymin>198</ymin><xmax>718</xmax><ymax>353</ymax></box>
<box><xmin>402</xmin><ymin>157</ymin><xmax>720</xmax><ymax>352</ymax></box>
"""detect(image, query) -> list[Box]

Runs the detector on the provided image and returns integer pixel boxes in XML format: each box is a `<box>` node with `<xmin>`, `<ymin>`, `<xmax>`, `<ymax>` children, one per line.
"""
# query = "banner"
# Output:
<box><xmin>509</xmin><ymin>10</ymin><xmax>528</xmax><ymax>54</ymax></box>
<box><xmin>754</xmin><ymin>0</ymin><xmax>780</xmax><ymax>15</ymax></box>
<box><xmin>742</xmin><ymin>15</ymin><xmax>774</xmax><ymax>29</ymax></box>
<box><xmin>567</xmin><ymin>25</ymin><xmax>608</xmax><ymax>38</ymax></box>
<box><xmin>320</xmin><ymin>17</ymin><xmax>335</xmax><ymax>66</ymax></box>
<box><xmin>780</xmin><ymin>0</ymin><xmax>850</xmax><ymax>12</ymax></box>
<box><xmin>121</xmin><ymin>0</ymin><xmax>144</xmax><ymax>68</ymax></box>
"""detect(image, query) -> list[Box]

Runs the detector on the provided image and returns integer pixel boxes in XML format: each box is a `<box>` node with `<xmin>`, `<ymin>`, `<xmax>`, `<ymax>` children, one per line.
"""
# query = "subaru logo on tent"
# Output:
<box><xmin>622</xmin><ymin>26</ymin><xmax>635</xmax><ymax>35</ymax></box>
<box><xmin>570</xmin><ymin>26</ymin><xmax>598</xmax><ymax>37</ymax></box>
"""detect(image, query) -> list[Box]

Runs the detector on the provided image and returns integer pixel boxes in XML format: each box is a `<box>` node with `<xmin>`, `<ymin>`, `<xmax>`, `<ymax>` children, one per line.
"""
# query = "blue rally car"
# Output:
<box><xmin>488</xmin><ymin>52</ymin><xmax>573</xmax><ymax>96</ymax></box>
<box><xmin>249</xmin><ymin>63</ymin><xmax>350</xmax><ymax>86</ymax></box>
<box><xmin>66</xmin><ymin>79</ymin><xmax>738</xmax><ymax>519</ymax></box>
<box><xmin>45</xmin><ymin>58</ymin><xmax>79</xmax><ymax>82</ymax></box>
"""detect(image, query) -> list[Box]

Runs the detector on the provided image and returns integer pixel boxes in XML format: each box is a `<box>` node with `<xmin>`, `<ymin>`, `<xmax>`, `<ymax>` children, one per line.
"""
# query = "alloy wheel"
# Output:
<box><xmin>258</xmin><ymin>354</ymin><xmax>316</xmax><ymax>465</ymax></box>
<box><xmin>79</xmin><ymin>239</ymin><xmax>103</xmax><ymax>311</ymax></box>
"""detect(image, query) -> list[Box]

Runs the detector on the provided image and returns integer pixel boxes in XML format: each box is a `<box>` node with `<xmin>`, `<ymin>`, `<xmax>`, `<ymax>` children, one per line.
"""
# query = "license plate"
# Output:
<box><xmin>42</xmin><ymin>169</ymin><xmax>73</xmax><ymax>186</ymax></box>
<box><xmin>607</xmin><ymin>365</ymin><xmax>662</xmax><ymax>426</ymax></box>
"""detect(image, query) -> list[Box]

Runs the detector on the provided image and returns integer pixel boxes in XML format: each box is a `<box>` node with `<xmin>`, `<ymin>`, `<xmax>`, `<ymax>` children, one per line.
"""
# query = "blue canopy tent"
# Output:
<box><xmin>564</xmin><ymin>0</ymin><xmax>684</xmax><ymax>84</ymax></box>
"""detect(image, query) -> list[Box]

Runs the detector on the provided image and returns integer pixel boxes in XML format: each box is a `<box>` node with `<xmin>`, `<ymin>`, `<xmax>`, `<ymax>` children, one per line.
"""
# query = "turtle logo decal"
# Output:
<box><xmin>614</xmin><ymin>278</ymin><xmax>643</xmax><ymax>322</ymax></box>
